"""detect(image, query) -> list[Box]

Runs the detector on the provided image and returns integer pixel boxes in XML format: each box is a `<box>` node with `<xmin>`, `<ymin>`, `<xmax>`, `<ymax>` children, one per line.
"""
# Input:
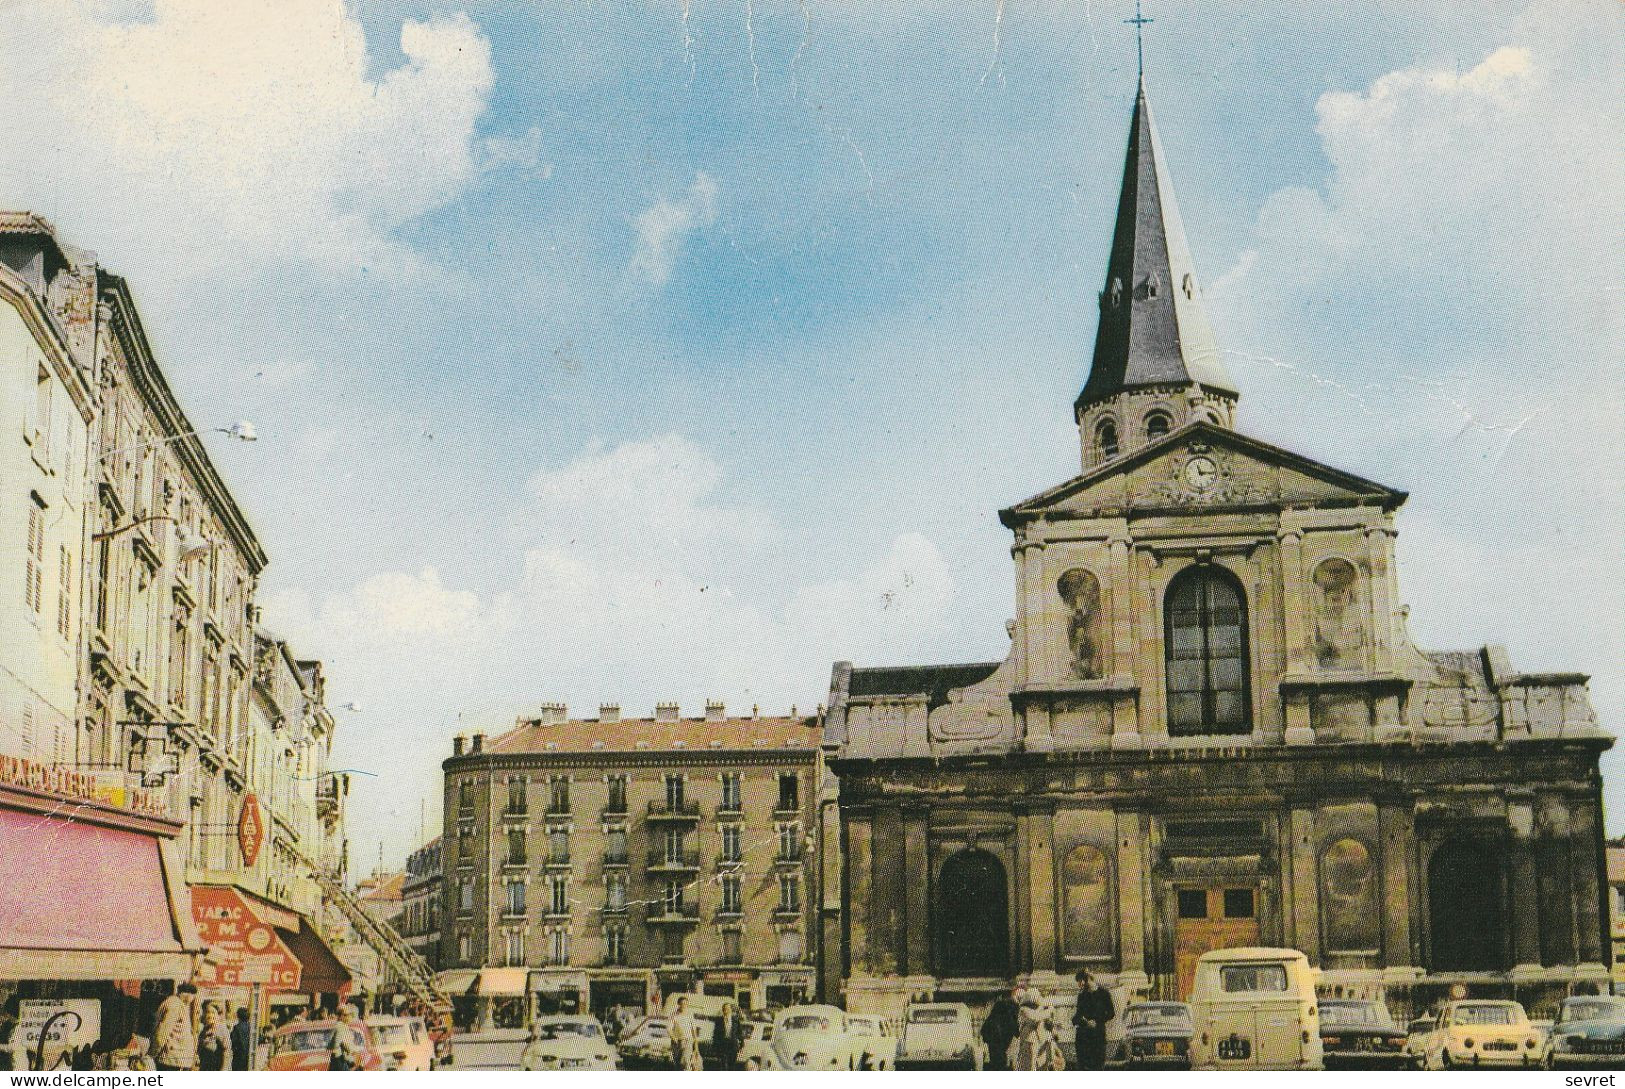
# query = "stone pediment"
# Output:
<box><xmin>999</xmin><ymin>422</ymin><xmax>1406</xmax><ymax>525</ymax></box>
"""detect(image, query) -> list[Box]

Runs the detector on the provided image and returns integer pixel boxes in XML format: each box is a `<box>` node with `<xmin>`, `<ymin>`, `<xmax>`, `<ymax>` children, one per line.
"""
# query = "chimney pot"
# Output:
<box><xmin>654</xmin><ymin>702</ymin><xmax>679</xmax><ymax>723</ymax></box>
<box><xmin>452</xmin><ymin>735</ymin><xmax>465</xmax><ymax>757</ymax></box>
<box><xmin>470</xmin><ymin>733</ymin><xmax>485</xmax><ymax>754</ymax></box>
<box><xmin>599</xmin><ymin>703</ymin><xmax>620</xmax><ymax>723</ymax></box>
<box><xmin>705</xmin><ymin>700</ymin><xmax>725</xmax><ymax>722</ymax></box>
<box><xmin>537</xmin><ymin>702</ymin><xmax>567</xmax><ymax>724</ymax></box>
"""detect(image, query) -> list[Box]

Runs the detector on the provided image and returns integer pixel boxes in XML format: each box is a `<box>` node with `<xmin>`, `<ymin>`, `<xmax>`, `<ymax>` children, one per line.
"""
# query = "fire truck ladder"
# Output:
<box><xmin>290</xmin><ymin>846</ymin><xmax>450</xmax><ymax>1016</ymax></box>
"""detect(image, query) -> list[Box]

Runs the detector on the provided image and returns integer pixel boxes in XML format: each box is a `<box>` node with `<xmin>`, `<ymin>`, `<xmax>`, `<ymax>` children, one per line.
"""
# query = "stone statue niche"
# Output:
<box><xmin>1311</xmin><ymin>558</ymin><xmax>1363</xmax><ymax>670</ymax></box>
<box><xmin>1058</xmin><ymin>568</ymin><xmax>1104</xmax><ymax>679</ymax></box>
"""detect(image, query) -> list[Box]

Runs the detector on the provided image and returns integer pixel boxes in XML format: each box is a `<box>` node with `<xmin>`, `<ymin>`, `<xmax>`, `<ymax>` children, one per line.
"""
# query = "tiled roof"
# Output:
<box><xmin>360</xmin><ymin>872</ymin><xmax>405</xmax><ymax>901</ymax></box>
<box><xmin>486</xmin><ymin>715</ymin><xmax>820</xmax><ymax>756</ymax></box>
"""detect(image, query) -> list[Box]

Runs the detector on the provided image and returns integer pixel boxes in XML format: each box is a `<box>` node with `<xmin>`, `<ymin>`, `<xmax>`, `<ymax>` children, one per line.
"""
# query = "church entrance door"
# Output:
<box><xmin>1173</xmin><ymin>886</ymin><xmax>1259</xmax><ymax>999</ymax></box>
<box><xmin>936</xmin><ymin>849</ymin><xmax>1009</xmax><ymax>978</ymax></box>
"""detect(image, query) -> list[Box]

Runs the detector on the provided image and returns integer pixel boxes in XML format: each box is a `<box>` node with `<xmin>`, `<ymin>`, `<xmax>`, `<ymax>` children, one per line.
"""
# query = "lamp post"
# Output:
<box><xmin>98</xmin><ymin>420</ymin><xmax>257</xmax><ymax>463</ymax></box>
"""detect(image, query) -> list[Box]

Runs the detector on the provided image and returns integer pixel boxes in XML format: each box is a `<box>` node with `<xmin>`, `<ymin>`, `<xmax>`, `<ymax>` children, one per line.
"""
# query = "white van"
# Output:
<box><xmin>1188</xmin><ymin>947</ymin><xmax>1322</xmax><ymax>1070</ymax></box>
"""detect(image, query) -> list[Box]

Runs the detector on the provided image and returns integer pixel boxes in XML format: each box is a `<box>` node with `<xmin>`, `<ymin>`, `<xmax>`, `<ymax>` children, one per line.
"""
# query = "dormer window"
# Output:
<box><xmin>1145</xmin><ymin>411</ymin><xmax>1172</xmax><ymax>441</ymax></box>
<box><xmin>1096</xmin><ymin>420</ymin><xmax>1120</xmax><ymax>461</ymax></box>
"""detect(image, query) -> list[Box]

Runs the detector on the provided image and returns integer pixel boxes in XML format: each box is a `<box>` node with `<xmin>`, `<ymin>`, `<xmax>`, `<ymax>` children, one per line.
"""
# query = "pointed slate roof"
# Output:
<box><xmin>1076</xmin><ymin>82</ymin><xmax>1235</xmax><ymax>409</ymax></box>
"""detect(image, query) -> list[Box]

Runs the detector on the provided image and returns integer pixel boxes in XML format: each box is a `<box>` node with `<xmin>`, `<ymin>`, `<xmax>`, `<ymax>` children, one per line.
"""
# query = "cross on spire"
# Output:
<box><xmin>1125</xmin><ymin>0</ymin><xmax>1153</xmax><ymax>79</ymax></box>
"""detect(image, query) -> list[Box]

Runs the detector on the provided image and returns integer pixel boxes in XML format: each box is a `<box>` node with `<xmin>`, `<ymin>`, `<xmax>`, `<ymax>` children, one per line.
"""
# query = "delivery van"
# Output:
<box><xmin>1189</xmin><ymin>947</ymin><xmax>1322</xmax><ymax>1070</ymax></box>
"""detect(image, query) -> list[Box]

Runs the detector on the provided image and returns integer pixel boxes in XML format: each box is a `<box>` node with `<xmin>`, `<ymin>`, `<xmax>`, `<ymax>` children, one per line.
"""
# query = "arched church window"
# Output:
<box><xmin>1311</xmin><ymin>558</ymin><xmax>1362</xmax><ymax>669</ymax></box>
<box><xmin>1095</xmin><ymin>420</ymin><xmax>1119</xmax><ymax>461</ymax></box>
<box><xmin>1164</xmin><ymin>565</ymin><xmax>1250</xmax><ymax>736</ymax></box>
<box><xmin>1144</xmin><ymin>410</ymin><xmax>1172</xmax><ymax>441</ymax></box>
<box><xmin>1057</xmin><ymin>568</ymin><xmax>1103</xmax><ymax>678</ymax></box>
<box><xmin>1062</xmin><ymin>844</ymin><xmax>1113</xmax><ymax>958</ymax></box>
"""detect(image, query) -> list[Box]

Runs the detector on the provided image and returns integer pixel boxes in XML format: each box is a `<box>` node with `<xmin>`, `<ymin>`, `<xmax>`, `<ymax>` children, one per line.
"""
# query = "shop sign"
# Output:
<box><xmin>0</xmin><ymin>753</ymin><xmax>166</xmax><ymax>816</ymax></box>
<box><xmin>703</xmin><ymin>971</ymin><xmax>754</xmax><ymax>982</ymax></box>
<box><xmin>237</xmin><ymin>794</ymin><xmax>265</xmax><ymax>868</ymax></box>
<box><xmin>18</xmin><ymin>999</ymin><xmax>101</xmax><ymax>1060</ymax></box>
<box><xmin>192</xmin><ymin>886</ymin><xmax>301</xmax><ymax>991</ymax></box>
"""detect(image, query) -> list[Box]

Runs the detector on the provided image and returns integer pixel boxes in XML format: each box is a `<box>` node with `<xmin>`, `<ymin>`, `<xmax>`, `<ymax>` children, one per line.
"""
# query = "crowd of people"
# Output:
<box><xmin>979</xmin><ymin>970</ymin><xmax>1116</xmax><ymax>1072</ymax></box>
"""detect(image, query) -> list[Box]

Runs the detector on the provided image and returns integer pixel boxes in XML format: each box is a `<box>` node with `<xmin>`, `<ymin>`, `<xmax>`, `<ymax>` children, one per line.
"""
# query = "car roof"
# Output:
<box><xmin>779</xmin><ymin>1004</ymin><xmax>844</xmax><ymax>1018</ymax></box>
<box><xmin>1196</xmin><ymin>946</ymin><xmax>1306</xmax><ymax>963</ymax></box>
<box><xmin>1449</xmin><ymin>1000</ymin><xmax>1520</xmax><ymax>1008</ymax></box>
<box><xmin>537</xmin><ymin>1015</ymin><xmax>598</xmax><ymax>1024</ymax></box>
<box><xmin>366</xmin><ymin>1015</ymin><xmax>417</xmax><ymax>1025</ymax></box>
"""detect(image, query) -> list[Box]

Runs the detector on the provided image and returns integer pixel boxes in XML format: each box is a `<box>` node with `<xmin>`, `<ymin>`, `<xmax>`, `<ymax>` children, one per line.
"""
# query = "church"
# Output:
<box><xmin>817</xmin><ymin>80</ymin><xmax>1611</xmax><ymax>1018</ymax></box>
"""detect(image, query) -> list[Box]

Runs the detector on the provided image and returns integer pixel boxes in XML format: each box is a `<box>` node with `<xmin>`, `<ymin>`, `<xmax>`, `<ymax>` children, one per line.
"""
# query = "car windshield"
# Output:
<box><xmin>276</xmin><ymin>1029</ymin><xmax>338</xmax><ymax>1054</ymax></box>
<box><xmin>1219</xmin><ymin>963</ymin><xmax>1288</xmax><ymax>993</ymax></box>
<box><xmin>781</xmin><ymin>1015</ymin><xmax>832</xmax><ymax>1032</ymax></box>
<box><xmin>1408</xmin><ymin>1018</ymin><xmax>1433</xmax><ymax>1034</ymax></box>
<box><xmin>1562</xmin><ymin>1000</ymin><xmax>1625</xmax><ymax>1024</ymax></box>
<box><xmin>1126</xmin><ymin>1005</ymin><xmax>1191</xmax><ymax>1030</ymax></box>
<box><xmin>1321</xmin><ymin>1002</ymin><xmax>1392</xmax><ymax>1028</ymax></box>
<box><xmin>535</xmin><ymin>1022</ymin><xmax>599</xmax><ymax>1041</ymax></box>
<box><xmin>372</xmin><ymin>1025</ymin><xmax>412</xmax><ymax>1046</ymax></box>
<box><xmin>908</xmin><ymin>1009</ymin><xmax>959</xmax><ymax>1024</ymax></box>
<box><xmin>1452</xmin><ymin>1005</ymin><xmax>1518</xmax><ymax>1026</ymax></box>
<box><xmin>848</xmin><ymin>1020</ymin><xmax>878</xmax><ymax>1036</ymax></box>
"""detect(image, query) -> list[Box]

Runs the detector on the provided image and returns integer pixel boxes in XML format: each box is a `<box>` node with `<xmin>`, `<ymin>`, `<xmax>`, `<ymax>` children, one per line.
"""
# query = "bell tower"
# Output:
<box><xmin>1075</xmin><ymin>80</ymin><xmax>1237</xmax><ymax>472</ymax></box>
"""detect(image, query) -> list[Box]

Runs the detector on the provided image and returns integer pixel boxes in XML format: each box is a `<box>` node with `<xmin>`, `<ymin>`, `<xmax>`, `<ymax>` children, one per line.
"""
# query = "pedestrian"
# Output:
<box><xmin>980</xmin><ymin>984</ymin><xmax>1020</xmax><ymax>1072</ymax></box>
<box><xmin>152</xmin><ymin>983</ymin><xmax>198</xmax><ymax>1071</ymax></box>
<box><xmin>230</xmin><ymin>1007</ymin><xmax>254</xmax><ymax>1072</ymax></box>
<box><xmin>1070</xmin><ymin>970</ymin><xmax>1115</xmax><ymax>1071</ymax></box>
<box><xmin>668</xmin><ymin>997</ymin><xmax>701</xmax><ymax>1071</ymax></box>
<box><xmin>328</xmin><ymin>1005</ymin><xmax>362</xmax><ymax>1071</ymax></box>
<box><xmin>712</xmin><ymin>1002</ymin><xmax>743</xmax><ymax>1071</ymax></box>
<box><xmin>197</xmin><ymin>1004</ymin><xmax>228</xmax><ymax>1071</ymax></box>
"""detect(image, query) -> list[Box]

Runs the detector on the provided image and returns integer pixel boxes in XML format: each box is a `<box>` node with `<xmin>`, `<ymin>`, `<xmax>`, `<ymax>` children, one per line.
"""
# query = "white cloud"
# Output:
<box><xmin>0</xmin><ymin>0</ymin><xmax>497</xmax><ymax>279</ymax></box>
<box><xmin>629</xmin><ymin>173</ymin><xmax>720</xmax><ymax>284</ymax></box>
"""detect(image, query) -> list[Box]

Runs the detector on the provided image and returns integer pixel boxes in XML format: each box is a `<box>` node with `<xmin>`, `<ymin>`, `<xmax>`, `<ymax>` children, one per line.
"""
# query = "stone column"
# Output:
<box><xmin>1572</xmin><ymin>802</ymin><xmax>1607</xmax><ymax>967</ymax></box>
<box><xmin>846</xmin><ymin>812</ymin><xmax>875</xmax><ymax>976</ymax></box>
<box><xmin>1507</xmin><ymin>804</ymin><xmax>1542</xmax><ymax>974</ymax></box>
<box><xmin>1138</xmin><ymin>550</ymin><xmax>1167</xmax><ymax>745</ymax></box>
<box><xmin>902</xmin><ymin>809</ymin><xmax>931</xmax><ymax>978</ymax></box>
<box><xmin>872</xmin><ymin>807</ymin><xmax>906</xmax><ymax>977</ymax></box>
<box><xmin>1116</xmin><ymin>811</ymin><xmax>1149</xmax><ymax>992</ymax></box>
<box><xmin>1288</xmin><ymin>808</ymin><xmax>1320</xmax><ymax>964</ymax></box>
<box><xmin>1011</xmin><ymin>540</ymin><xmax>1032</xmax><ymax>687</ymax></box>
<box><xmin>1028</xmin><ymin>809</ymin><xmax>1058</xmax><ymax>974</ymax></box>
<box><xmin>1013</xmin><ymin>810</ymin><xmax>1033</xmax><ymax>971</ymax></box>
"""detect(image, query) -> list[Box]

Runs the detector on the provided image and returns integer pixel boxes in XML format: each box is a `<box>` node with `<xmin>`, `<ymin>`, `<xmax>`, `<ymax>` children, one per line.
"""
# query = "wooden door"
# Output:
<box><xmin>1174</xmin><ymin>886</ymin><xmax>1260</xmax><ymax>999</ymax></box>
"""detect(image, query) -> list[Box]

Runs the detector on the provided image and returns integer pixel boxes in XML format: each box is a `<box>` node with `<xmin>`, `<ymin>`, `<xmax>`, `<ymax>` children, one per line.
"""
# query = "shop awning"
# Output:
<box><xmin>0</xmin><ymin>805</ymin><xmax>200</xmax><ymax>980</ymax></box>
<box><xmin>275</xmin><ymin>918</ymin><xmax>351</xmax><ymax>996</ymax></box>
<box><xmin>434</xmin><ymin>967</ymin><xmax>529</xmax><ymax>997</ymax></box>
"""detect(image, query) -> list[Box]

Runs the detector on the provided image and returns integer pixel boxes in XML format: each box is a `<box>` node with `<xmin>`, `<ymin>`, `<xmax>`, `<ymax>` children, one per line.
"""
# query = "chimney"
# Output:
<box><xmin>705</xmin><ymin>700</ymin><xmax>725</xmax><ymax>722</ymax></box>
<box><xmin>470</xmin><ymin>733</ymin><xmax>485</xmax><ymax>754</ymax></box>
<box><xmin>452</xmin><ymin>735</ymin><xmax>465</xmax><ymax>757</ymax></box>
<box><xmin>537</xmin><ymin>702</ymin><xmax>567</xmax><ymax>724</ymax></box>
<box><xmin>599</xmin><ymin>703</ymin><xmax>620</xmax><ymax>724</ymax></box>
<box><xmin>654</xmin><ymin>702</ymin><xmax>680</xmax><ymax>723</ymax></box>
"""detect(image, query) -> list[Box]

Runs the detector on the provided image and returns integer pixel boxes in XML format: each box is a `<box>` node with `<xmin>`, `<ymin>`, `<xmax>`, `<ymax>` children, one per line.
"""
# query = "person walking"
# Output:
<box><xmin>152</xmin><ymin>984</ymin><xmax>198</xmax><ymax>1071</ymax></box>
<box><xmin>668</xmin><ymin>997</ymin><xmax>702</xmax><ymax>1071</ymax></box>
<box><xmin>328</xmin><ymin>1005</ymin><xmax>362</xmax><ymax>1071</ymax></box>
<box><xmin>1070</xmin><ymin>971</ymin><xmax>1115</xmax><ymax>1071</ymax></box>
<box><xmin>980</xmin><ymin>985</ymin><xmax>1020</xmax><ymax>1072</ymax></box>
<box><xmin>196</xmin><ymin>1005</ymin><xmax>228</xmax><ymax>1071</ymax></box>
<box><xmin>229</xmin><ymin>1007</ymin><xmax>254</xmax><ymax>1072</ymax></box>
<box><xmin>712</xmin><ymin>1002</ymin><xmax>744</xmax><ymax>1071</ymax></box>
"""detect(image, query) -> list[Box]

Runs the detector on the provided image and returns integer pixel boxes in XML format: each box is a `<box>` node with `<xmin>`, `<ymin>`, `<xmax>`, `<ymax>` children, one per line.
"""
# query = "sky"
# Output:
<box><xmin>1</xmin><ymin>0</ymin><xmax>1620</xmax><ymax>868</ymax></box>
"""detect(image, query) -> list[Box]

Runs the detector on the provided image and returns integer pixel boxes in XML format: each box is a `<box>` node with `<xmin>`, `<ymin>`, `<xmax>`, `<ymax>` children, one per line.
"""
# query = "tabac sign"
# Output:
<box><xmin>237</xmin><ymin>793</ymin><xmax>265</xmax><ymax>868</ymax></box>
<box><xmin>191</xmin><ymin>885</ymin><xmax>301</xmax><ymax>992</ymax></box>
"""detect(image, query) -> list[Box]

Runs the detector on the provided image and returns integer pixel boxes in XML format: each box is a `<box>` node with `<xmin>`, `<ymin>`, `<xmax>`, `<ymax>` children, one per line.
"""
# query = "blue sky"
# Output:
<box><xmin>1</xmin><ymin>0</ymin><xmax>1620</xmax><ymax>866</ymax></box>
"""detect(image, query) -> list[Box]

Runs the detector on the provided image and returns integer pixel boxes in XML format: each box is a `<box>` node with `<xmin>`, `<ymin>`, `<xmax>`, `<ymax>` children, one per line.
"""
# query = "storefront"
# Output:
<box><xmin>529</xmin><ymin>969</ymin><xmax>587</xmax><ymax>1016</ymax></box>
<box><xmin>0</xmin><ymin>756</ymin><xmax>202</xmax><ymax>1069</ymax></box>
<box><xmin>190</xmin><ymin>885</ymin><xmax>351</xmax><ymax>1019</ymax></box>
<box><xmin>587</xmin><ymin>970</ymin><xmax>654</xmax><ymax>1026</ymax></box>
<box><xmin>436</xmin><ymin>968</ymin><xmax>527</xmax><ymax>1031</ymax></box>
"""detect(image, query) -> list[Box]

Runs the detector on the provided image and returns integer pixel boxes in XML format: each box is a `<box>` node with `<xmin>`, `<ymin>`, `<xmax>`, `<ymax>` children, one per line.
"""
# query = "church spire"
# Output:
<box><xmin>1073</xmin><ymin>80</ymin><xmax>1237</xmax><ymax>468</ymax></box>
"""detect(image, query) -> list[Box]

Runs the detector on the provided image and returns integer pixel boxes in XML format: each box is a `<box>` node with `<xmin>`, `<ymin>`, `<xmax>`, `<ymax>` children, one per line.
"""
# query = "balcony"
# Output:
<box><xmin>647</xmin><ymin>850</ymin><xmax>701</xmax><ymax>873</ymax></box>
<box><xmin>602</xmin><ymin>851</ymin><xmax>630</xmax><ymax>868</ymax></box>
<box><xmin>545</xmin><ymin>908</ymin><xmax>572</xmax><ymax>922</ymax></box>
<box><xmin>544</xmin><ymin>853</ymin><xmax>572</xmax><ymax>871</ymax></box>
<box><xmin>501</xmin><ymin>805</ymin><xmax>529</xmax><ymax>822</ymax></box>
<box><xmin>716</xmin><ymin>802</ymin><xmax>744</xmax><ymax>820</ymax></box>
<box><xmin>716</xmin><ymin>853</ymin><xmax>744</xmax><ymax>870</ymax></box>
<box><xmin>716</xmin><ymin>906</ymin><xmax>744</xmax><ymax>921</ymax></box>
<box><xmin>647</xmin><ymin>903</ymin><xmax>700</xmax><ymax>925</ymax></box>
<box><xmin>773</xmin><ymin>850</ymin><xmax>804</xmax><ymax>868</ymax></box>
<box><xmin>773</xmin><ymin>804</ymin><xmax>801</xmax><ymax>820</ymax></box>
<box><xmin>601</xmin><ymin>803</ymin><xmax>629</xmax><ymax>821</ymax></box>
<box><xmin>774</xmin><ymin>904</ymin><xmax>802</xmax><ymax>920</ymax></box>
<box><xmin>601</xmin><ymin>902</ymin><xmax>630</xmax><ymax>918</ymax></box>
<box><xmin>545</xmin><ymin>802</ymin><xmax>571</xmax><ymax>819</ymax></box>
<box><xmin>647</xmin><ymin>800</ymin><xmax>700</xmax><ymax>822</ymax></box>
<box><xmin>502</xmin><ymin>854</ymin><xmax>528</xmax><ymax>870</ymax></box>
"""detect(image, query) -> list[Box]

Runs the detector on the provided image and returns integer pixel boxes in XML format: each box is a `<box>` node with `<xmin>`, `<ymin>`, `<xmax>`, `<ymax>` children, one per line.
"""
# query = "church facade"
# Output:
<box><xmin>818</xmin><ymin>83</ymin><xmax>1612</xmax><ymax>1018</ymax></box>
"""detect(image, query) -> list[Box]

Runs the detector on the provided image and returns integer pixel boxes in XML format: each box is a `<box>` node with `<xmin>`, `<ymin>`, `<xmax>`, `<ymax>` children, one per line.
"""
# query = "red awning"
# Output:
<box><xmin>275</xmin><ymin>918</ymin><xmax>351</xmax><ymax>997</ymax></box>
<box><xmin>0</xmin><ymin>805</ymin><xmax>197</xmax><ymax>980</ymax></box>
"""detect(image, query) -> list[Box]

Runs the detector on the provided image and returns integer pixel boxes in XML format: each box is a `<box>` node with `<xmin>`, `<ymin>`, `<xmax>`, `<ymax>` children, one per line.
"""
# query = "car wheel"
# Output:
<box><xmin>746</xmin><ymin>1058</ymin><xmax>761</xmax><ymax>1071</ymax></box>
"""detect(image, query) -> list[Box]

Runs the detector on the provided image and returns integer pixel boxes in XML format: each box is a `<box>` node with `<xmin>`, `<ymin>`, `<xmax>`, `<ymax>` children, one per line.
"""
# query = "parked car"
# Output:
<box><xmin>617</xmin><ymin>1016</ymin><xmax>674</xmax><ymax>1069</ymax></box>
<box><xmin>1317</xmin><ymin>999</ymin><xmax>1408</xmax><ymax>1069</ymax></box>
<box><xmin>1425</xmin><ymin>1000</ymin><xmax>1542</xmax><ymax>1069</ymax></box>
<box><xmin>1109</xmin><ymin>1002</ymin><xmax>1193</xmax><ymax>1069</ymax></box>
<box><xmin>846</xmin><ymin>1015</ymin><xmax>899</xmax><ymax>1070</ymax></box>
<box><xmin>267</xmin><ymin>1019</ymin><xmax>385</xmax><ymax>1071</ymax></box>
<box><xmin>740</xmin><ymin>1019</ymin><xmax>775</xmax><ymax>1070</ymax></box>
<box><xmin>1189</xmin><ymin>948</ymin><xmax>1322</xmax><ymax>1070</ymax></box>
<box><xmin>520</xmin><ymin>1015</ymin><xmax>618</xmax><ymax>1071</ymax></box>
<box><xmin>766</xmin><ymin>1004</ymin><xmax>861</xmax><ymax>1070</ymax></box>
<box><xmin>896</xmin><ymin>1002</ymin><xmax>985</xmax><ymax>1070</ymax></box>
<box><xmin>1544</xmin><ymin>996</ymin><xmax>1625</xmax><ymax>1069</ymax></box>
<box><xmin>1402</xmin><ymin>1016</ymin><xmax>1435</xmax><ymax>1069</ymax></box>
<box><xmin>366</xmin><ymin>1015</ymin><xmax>435</xmax><ymax>1071</ymax></box>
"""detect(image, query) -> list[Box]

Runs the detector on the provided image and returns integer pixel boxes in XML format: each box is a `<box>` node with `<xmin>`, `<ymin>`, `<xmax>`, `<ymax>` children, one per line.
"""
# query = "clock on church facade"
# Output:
<box><xmin>816</xmin><ymin>82</ymin><xmax>1611</xmax><ymax>1019</ymax></box>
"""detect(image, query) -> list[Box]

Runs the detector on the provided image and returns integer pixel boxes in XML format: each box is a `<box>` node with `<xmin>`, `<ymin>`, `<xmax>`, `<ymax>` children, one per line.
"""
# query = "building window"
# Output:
<box><xmin>606</xmin><ymin>775</ymin><xmax>627</xmax><ymax>814</ymax></box>
<box><xmin>56</xmin><ymin>545</ymin><xmax>71</xmax><ymax>640</ymax></box>
<box><xmin>721</xmin><ymin>874</ymin><xmax>742</xmax><ymax>915</ymax></box>
<box><xmin>662</xmin><ymin>929</ymin><xmax>685</xmax><ymax>964</ymax></box>
<box><xmin>549</xmin><ymin>829</ymin><xmax>570</xmax><ymax>864</ymax></box>
<box><xmin>721</xmin><ymin>824</ymin><xmax>742</xmax><ymax>864</ymax></box>
<box><xmin>778</xmin><ymin>875</ymin><xmax>800</xmax><ymax>914</ymax></box>
<box><xmin>1144</xmin><ymin>410</ymin><xmax>1173</xmax><ymax>440</ymax></box>
<box><xmin>505</xmin><ymin>881</ymin><xmax>526</xmax><ymax>917</ymax></box>
<box><xmin>549</xmin><ymin>876</ymin><xmax>569</xmax><ymax>916</ymax></box>
<box><xmin>664</xmin><ymin>880</ymin><xmax>685</xmax><ymax>915</ymax></box>
<box><xmin>507</xmin><ymin>829</ymin><xmax>527</xmax><ymax>866</ymax></box>
<box><xmin>605</xmin><ymin>828</ymin><xmax>628</xmax><ymax>865</ymax></box>
<box><xmin>458</xmin><ymin>780</ymin><xmax>474</xmax><ymax>816</ymax></box>
<box><xmin>548</xmin><ymin>777</ymin><xmax>570</xmax><ymax>815</ymax></box>
<box><xmin>549</xmin><ymin>929</ymin><xmax>569</xmax><ymax>966</ymax></box>
<box><xmin>459</xmin><ymin>933</ymin><xmax>471</xmax><ymax>962</ymax></box>
<box><xmin>1177</xmin><ymin>889</ymin><xmax>1207</xmax><ymax>919</ymax></box>
<box><xmin>721</xmin><ymin>929</ymin><xmax>743</xmax><ymax>965</ymax></box>
<box><xmin>459</xmin><ymin>880</ymin><xmax>474</xmax><ymax>913</ymax></box>
<box><xmin>777</xmin><ymin>823</ymin><xmax>801</xmax><ymax>862</ymax></box>
<box><xmin>777</xmin><ymin>929</ymin><xmax>803</xmax><ymax>964</ymax></box>
<box><xmin>459</xmin><ymin>827</ymin><xmax>474</xmax><ymax>863</ymax></box>
<box><xmin>720</xmin><ymin>773</ymin><xmax>742</xmax><ymax>812</ymax></box>
<box><xmin>605</xmin><ymin>926</ymin><xmax>627</xmax><ymax>966</ymax></box>
<box><xmin>664</xmin><ymin>827</ymin><xmax>687</xmax><ymax>864</ymax></box>
<box><xmin>776</xmin><ymin>774</ymin><xmax>799</xmax><ymax>813</ymax></box>
<box><xmin>24</xmin><ymin>498</ymin><xmax>44</xmax><ymax>614</ymax></box>
<box><xmin>606</xmin><ymin>873</ymin><xmax>627</xmax><ymax>912</ymax></box>
<box><xmin>1096</xmin><ymin>419</ymin><xmax>1119</xmax><ymax>461</ymax></box>
<box><xmin>664</xmin><ymin>774</ymin><xmax>685</xmax><ymax>810</ymax></box>
<box><xmin>504</xmin><ymin>929</ymin><xmax>525</xmax><ymax>967</ymax></box>
<box><xmin>1164</xmin><ymin>565</ymin><xmax>1251</xmax><ymax>736</ymax></box>
<box><xmin>507</xmin><ymin>778</ymin><xmax>527</xmax><ymax>815</ymax></box>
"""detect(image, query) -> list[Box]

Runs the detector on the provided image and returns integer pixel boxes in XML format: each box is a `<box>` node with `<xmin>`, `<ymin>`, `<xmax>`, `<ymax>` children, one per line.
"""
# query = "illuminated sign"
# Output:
<box><xmin>0</xmin><ymin>753</ymin><xmax>167</xmax><ymax>816</ymax></box>
<box><xmin>237</xmin><ymin>793</ymin><xmax>265</xmax><ymax>868</ymax></box>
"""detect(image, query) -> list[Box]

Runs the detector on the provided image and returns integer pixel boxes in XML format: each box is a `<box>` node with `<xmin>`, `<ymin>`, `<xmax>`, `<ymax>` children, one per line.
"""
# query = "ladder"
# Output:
<box><xmin>290</xmin><ymin>845</ymin><xmax>450</xmax><ymax>1017</ymax></box>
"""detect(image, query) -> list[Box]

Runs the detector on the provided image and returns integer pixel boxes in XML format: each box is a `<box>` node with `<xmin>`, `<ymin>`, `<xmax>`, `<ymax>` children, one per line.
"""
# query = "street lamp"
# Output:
<box><xmin>98</xmin><ymin>419</ymin><xmax>258</xmax><ymax>463</ymax></box>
